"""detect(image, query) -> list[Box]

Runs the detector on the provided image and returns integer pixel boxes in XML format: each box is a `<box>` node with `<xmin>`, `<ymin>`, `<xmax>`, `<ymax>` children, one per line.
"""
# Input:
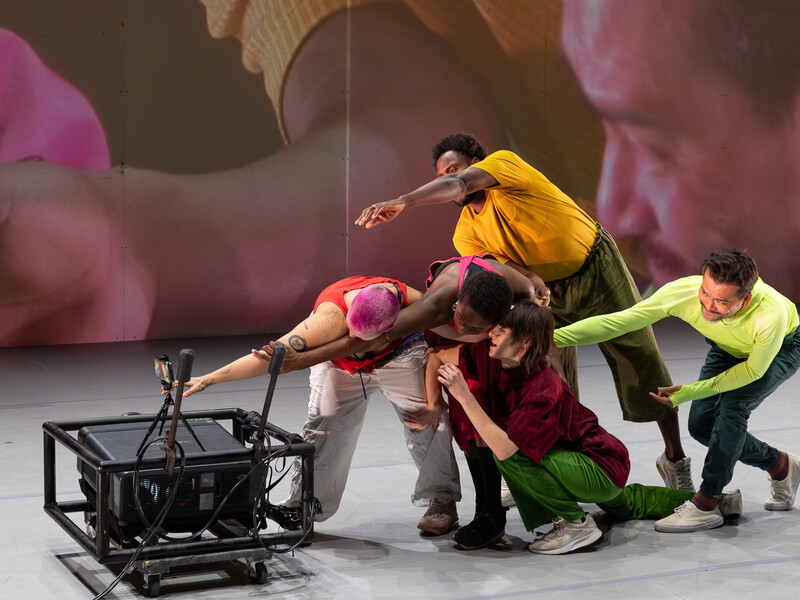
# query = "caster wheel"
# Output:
<box><xmin>248</xmin><ymin>562</ymin><xmax>268</xmax><ymax>585</ymax></box>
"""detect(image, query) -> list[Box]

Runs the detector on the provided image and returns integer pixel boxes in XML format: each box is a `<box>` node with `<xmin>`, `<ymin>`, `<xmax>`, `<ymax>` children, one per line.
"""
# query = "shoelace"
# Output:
<box><xmin>675</xmin><ymin>462</ymin><xmax>693</xmax><ymax>490</ymax></box>
<box><xmin>425</xmin><ymin>497</ymin><xmax>453</xmax><ymax>517</ymax></box>
<box><xmin>673</xmin><ymin>501</ymin><xmax>694</xmax><ymax>516</ymax></box>
<box><xmin>542</xmin><ymin>517</ymin><xmax>566</xmax><ymax>540</ymax></box>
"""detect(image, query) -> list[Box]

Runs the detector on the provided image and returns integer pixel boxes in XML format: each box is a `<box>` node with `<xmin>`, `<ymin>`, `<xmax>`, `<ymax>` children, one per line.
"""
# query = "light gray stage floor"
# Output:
<box><xmin>2</xmin><ymin>319</ymin><xmax>800</xmax><ymax>599</ymax></box>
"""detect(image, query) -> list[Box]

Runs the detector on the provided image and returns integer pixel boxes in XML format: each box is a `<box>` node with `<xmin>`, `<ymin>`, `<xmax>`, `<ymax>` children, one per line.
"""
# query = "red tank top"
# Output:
<box><xmin>314</xmin><ymin>276</ymin><xmax>408</xmax><ymax>374</ymax></box>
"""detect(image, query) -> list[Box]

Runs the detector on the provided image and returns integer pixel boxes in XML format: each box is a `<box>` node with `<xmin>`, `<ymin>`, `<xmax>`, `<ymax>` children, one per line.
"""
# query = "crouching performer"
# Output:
<box><xmin>429</xmin><ymin>301</ymin><xmax>741</xmax><ymax>554</ymax></box>
<box><xmin>185</xmin><ymin>277</ymin><xmax>461</xmax><ymax>536</ymax></box>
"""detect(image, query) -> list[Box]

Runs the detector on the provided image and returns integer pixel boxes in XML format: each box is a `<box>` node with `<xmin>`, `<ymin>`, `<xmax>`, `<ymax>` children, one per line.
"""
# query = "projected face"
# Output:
<box><xmin>561</xmin><ymin>0</ymin><xmax>800</xmax><ymax>294</ymax></box>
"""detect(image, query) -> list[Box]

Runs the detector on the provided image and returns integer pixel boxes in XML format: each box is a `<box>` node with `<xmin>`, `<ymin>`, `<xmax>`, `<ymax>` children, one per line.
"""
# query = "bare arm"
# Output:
<box><xmin>424</xmin><ymin>344</ymin><xmax>462</xmax><ymax>412</ymax></box>
<box><xmin>1</xmin><ymin>3</ymin><xmax>511</xmax><ymax>347</ymax></box>
<box><xmin>186</xmin><ymin>303</ymin><xmax>348</xmax><ymax>395</ymax></box>
<box><xmin>355</xmin><ymin>167</ymin><xmax>498</xmax><ymax>228</ymax></box>
<box><xmin>501</xmin><ymin>260</ymin><xmax>551</xmax><ymax>307</ymax></box>
<box><xmin>437</xmin><ymin>362</ymin><xmax>519</xmax><ymax>460</ymax></box>
<box><xmin>183</xmin><ymin>353</ymin><xmax>271</xmax><ymax>397</ymax></box>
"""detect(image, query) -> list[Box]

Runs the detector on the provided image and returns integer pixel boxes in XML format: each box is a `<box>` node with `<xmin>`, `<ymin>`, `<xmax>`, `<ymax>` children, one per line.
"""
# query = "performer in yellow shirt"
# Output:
<box><xmin>356</xmin><ymin>134</ymin><xmax>691</xmax><ymax>518</ymax></box>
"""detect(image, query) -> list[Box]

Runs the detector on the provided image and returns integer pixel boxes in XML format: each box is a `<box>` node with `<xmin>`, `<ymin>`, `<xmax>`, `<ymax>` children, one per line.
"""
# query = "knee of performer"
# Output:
<box><xmin>687</xmin><ymin>412</ymin><xmax>712</xmax><ymax>444</ymax></box>
<box><xmin>717</xmin><ymin>403</ymin><xmax>750</xmax><ymax>430</ymax></box>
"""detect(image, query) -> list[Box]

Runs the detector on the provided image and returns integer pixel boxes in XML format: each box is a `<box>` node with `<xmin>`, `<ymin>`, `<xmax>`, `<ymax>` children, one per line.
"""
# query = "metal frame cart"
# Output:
<box><xmin>43</xmin><ymin>408</ymin><xmax>314</xmax><ymax>597</ymax></box>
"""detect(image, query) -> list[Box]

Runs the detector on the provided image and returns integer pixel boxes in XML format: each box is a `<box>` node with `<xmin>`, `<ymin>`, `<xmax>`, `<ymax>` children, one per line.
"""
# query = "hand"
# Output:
<box><xmin>354</xmin><ymin>200</ymin><xmax>405</xmax><ymax>228</ymax></box>
<box><xmin>182</xmin><ymin>377</ymin><xmax>211</xmax><ymax>398</ymax></box>
<box><xmin>259</xmin><ymin>340</ymin><xmax>307</xmax><ymax>373</ymax></box>
<box><xmin>534</xmin><ymin>286</ymin><xmax>551</xmax><ymax>307</ymax></box>
<box><xmin>649</xmin><ymin>384</ymin><xmax>683</xmax><ymax>407</ymax></box>
<box><xmin>436</xmin><ymin>363</ymin><xmax>470</xmax><ymax>403</ymax></box>
<box><xmin>402</xmin><ymin>400</ymin><xmax>444</xmax><ymax>432</ymax></box>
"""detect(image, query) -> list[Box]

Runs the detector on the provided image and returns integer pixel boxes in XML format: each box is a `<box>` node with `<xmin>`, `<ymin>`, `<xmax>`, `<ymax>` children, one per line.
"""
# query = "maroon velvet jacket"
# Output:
<box><xmin>457</xmin><ymin>340</ymin><xmax>630</xmax><ymax>488</ymax></box>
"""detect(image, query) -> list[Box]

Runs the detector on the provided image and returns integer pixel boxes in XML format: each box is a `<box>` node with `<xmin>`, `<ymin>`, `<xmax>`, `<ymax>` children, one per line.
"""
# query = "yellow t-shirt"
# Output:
<box><xmin>455</xmin><ymin>150</ymin><xmax>597</xmax><ymax>281</ymax></box>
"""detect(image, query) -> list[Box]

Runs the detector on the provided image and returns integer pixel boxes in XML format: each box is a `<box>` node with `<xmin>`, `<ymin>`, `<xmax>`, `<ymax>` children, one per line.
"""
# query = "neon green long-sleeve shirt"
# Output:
<box><xmin>554</xmin><ymin>276</ymin><xmax>799</xmax><ymax>405</ymax></box>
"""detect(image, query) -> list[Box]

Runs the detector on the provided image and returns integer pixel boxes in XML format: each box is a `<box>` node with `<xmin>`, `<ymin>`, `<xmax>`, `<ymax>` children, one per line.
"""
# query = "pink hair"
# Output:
<box><xmin>347</xmin><ymin>284</ymin><xmax>401</xmax><ymax>336</ymax></box>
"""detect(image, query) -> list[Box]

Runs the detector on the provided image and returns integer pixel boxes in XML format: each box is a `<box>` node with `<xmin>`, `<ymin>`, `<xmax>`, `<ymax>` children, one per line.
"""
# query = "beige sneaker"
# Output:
<box><xmin>654</xmin><ymin>501</ymin><xmax>723</xmax><ymax>532</ymax></box>
<box><xmin>527</xmin><ymin>514</ymin><xmax>602</xmax><ymax>555</ymax></box>
<box><xmin>417</xmin><ymin>497</ymin><xmax>459</xmax><ymax>536</ymax></box>
<box><xmin>656</xmin><ymin>452</ymin><xmax>695</xmax><ymax>491</ymax></box>
<box><xmin>765</xmin><ymin>453</ymin><xmax>800</xmax><ymax>511</ymax></box>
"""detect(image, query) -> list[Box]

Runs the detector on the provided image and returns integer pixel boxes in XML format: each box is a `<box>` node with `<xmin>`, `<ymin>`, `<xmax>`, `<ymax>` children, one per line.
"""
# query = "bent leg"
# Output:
<box><xmin>284</xmin><ymin>362</ymin><xmax>371</xmax><ymax>520</ymax></box>
<box><xmin>496</xmin><ymin>447</ymin><xmax>621</xmax><ymax>530</ymax></box>
<box><xmin>378</xmin><ymin>338</ymin><xmax>461</xmax><ymax>504</ymax></box>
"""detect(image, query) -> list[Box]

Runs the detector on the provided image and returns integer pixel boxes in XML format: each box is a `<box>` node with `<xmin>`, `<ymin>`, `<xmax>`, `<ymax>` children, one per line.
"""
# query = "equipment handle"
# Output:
<box><xmin>163</xmin><ymin>348</ymin><xmax>195</xmax><ymax>473</ymax></box>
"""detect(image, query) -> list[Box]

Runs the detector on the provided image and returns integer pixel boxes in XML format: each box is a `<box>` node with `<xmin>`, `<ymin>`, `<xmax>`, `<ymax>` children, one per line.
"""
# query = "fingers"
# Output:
<box><xmin>355</xmin><ymin>205</ymin><xmax>379</xmax><ymax>226</ymax></box>
<box><xmin>403</xmin><ymin>415</ymin><xmax>430</xmax><ymax>432</ymax></box>
<box><xmin>251</xmin><ymin>348</ymin><xmax>270</xmax><ymax>361</ymax></box>
<box><xmin>184</xmin><ymin>378</ymin><xmax>208</xmax><ymax>397</ymax></box>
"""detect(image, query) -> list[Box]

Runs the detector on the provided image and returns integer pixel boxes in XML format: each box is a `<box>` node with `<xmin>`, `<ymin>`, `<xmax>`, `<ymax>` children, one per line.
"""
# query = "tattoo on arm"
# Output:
<box><xmin>287</xmin><ymin>335</ymin><xmax>308</xmax><ymax>351</ymax></box>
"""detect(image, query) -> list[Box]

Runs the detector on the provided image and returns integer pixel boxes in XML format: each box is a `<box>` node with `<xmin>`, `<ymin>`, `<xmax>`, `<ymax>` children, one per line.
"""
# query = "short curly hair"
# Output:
<box><xmin>457</xmin><ymin>270</ymin><xmax>513</xmax><ymax>324</ymax></box>
<box><xmin>432</xmin><ymin>132</ymin><xmax>488</xmax><ymax>165</ymax></box>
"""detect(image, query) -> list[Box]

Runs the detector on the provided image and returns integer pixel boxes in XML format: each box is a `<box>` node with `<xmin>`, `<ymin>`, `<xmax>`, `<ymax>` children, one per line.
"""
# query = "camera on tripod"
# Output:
<box><xmin>154</xmin><ymin>354</ymin><xmax>175</xmax><ymax>390</ymax></box>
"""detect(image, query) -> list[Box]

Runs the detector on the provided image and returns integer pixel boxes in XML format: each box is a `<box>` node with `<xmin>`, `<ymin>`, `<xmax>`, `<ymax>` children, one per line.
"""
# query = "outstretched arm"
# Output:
<box><xmin>183</xmin><ymin>352</ymin><xmax>270</xmax><ymax>397</ymax></box>
<box><xmin>186</xmin><ymin>303</ymin><xmax>348</xmax><ymax>395</ymax></box>
<box><xmin>355</xmin><ymin>167</ymin><xmax>498</xmax><ymax>228</ymax></box>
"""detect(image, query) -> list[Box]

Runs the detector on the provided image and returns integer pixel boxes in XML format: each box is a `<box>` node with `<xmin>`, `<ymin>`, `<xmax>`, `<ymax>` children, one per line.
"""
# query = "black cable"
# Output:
<box><xmin>91</xmin><ymin>416</ymin><xmax>313</xmax><ymax>597</ymax></box>
<box><xmin>91</xmin><ymin>438</ymin><xmax>187</xmax><ymax>600</ymax></box>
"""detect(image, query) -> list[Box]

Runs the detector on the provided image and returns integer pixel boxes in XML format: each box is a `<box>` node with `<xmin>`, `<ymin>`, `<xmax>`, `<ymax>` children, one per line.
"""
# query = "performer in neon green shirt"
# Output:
<box><xmin>555</xmin><ymin>249</ymin><xmax>800</xmax><ymax>532</ymax></box>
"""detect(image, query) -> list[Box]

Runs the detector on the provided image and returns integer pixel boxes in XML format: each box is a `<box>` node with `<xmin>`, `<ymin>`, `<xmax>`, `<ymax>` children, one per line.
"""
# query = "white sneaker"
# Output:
<box><xmin>718</xmin><ymin>489</ymin><xmax>743</xmax><ymax>518</ymax></box>
<box><xmin>656</xmin><ymin>452</ymin><xmax>695</xmax><ymax>491</ymax></box>
<box><xmin>501</xmin><ymin>478</ymin><xmax>516</xmax><ymax>508</ymax></box>
<box><xmin>654</xmin><ymin>501</ymin><xmax>723</xmax><ymax>532</ymax></box>
<box><xmin>765</xmin><ymin>453</ymin><xmax>800</xmax><ymax>511</ymax></box>
<box><xmin>527</xmin><ymin>514</ymin><xmax>602</xmax><ymax>555</ymax></box>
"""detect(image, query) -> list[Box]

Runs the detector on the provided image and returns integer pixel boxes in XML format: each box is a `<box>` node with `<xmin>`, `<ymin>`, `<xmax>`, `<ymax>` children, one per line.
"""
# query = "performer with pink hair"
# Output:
<box><xmin>185</xmin><ymin>276</ymin><xmax>462</xmax><ymax>536</ymax></box>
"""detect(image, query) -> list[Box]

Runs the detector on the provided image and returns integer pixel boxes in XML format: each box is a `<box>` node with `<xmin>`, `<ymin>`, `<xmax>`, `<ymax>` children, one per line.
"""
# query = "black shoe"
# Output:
<box><xmin>453</xmin><ymin>512</ymin><xmax>506</xmax><ymax>550</ymax></box>
<box><xmin>266</xmin><ymin>504</ymin><xmax>302</xmax><ymax>530</ymax></box>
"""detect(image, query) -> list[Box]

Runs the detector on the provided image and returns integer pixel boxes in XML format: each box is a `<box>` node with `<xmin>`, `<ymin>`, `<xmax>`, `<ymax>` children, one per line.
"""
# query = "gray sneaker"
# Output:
<box><xmin>656</xmin><ymin>452</ymin><xmax>695</xmax><ymax>492</ymax></box>
<box><xmin>527</xmin><ymin>514</ymin><xmax>602</xmax><ymax>555</ymax></box>
<box><xmin>765</xmin><ymin>453</ymin><xmax>800</xmax><ymax>511</ymax></box>
<box><xmin>417</xmin><ymin>497</ymin><xmax>459</xmax><ymax>536</ymax></box>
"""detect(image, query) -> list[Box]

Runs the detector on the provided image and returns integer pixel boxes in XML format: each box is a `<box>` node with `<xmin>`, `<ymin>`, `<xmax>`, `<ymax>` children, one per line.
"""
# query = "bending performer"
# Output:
<box><xmin>184</xmin><ymin>277</ymin><xmax>461</xmax><ymax>536</ymax></box>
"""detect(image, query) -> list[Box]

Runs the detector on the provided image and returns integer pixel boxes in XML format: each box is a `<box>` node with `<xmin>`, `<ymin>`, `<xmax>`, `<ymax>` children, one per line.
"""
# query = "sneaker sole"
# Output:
<box><xmin>528</xmin><ymin>528</ymin><xmax>603</xmax><ymax>555</ymax></box>
<box><xmin>654</xmin><ymin>515</ymin><xmax>723</xmax><ymax>533</ymax></box>
<box><xmin>454</xmin><ymin>529</ymin><xmax>505</xmax><ymax>551</ymax></box>
<box><xmin>418</xmin><ymin>519</ymin><xmax>459</xmax><ymax>536</ymax></box>
<box><xmin>655</xmin><ymin>462</ymin><xmax>673</xmax><ymax>488</ymax></box>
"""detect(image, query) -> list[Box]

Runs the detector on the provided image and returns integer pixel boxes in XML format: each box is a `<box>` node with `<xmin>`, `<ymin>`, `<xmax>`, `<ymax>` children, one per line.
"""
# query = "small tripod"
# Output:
<box><xmin>137</xmin><ymin>351</ymin><xmax>204</xmax><ymax>461</ymax></box>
